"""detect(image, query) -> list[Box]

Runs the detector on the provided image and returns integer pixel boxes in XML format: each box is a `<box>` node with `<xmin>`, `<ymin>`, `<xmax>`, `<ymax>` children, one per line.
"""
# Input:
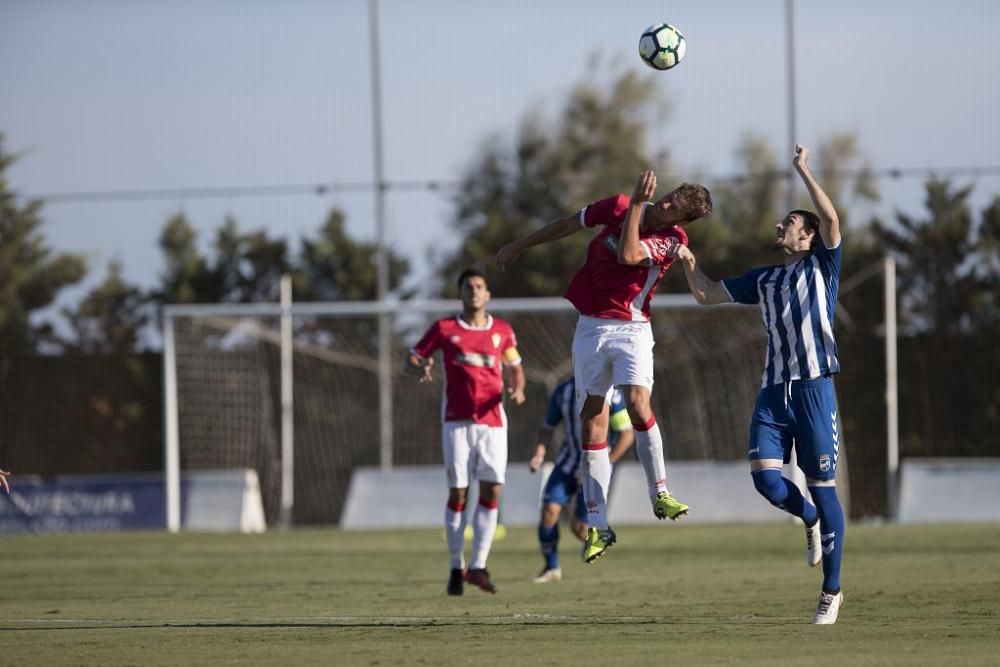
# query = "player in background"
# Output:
<box><xmin>496</xmin><ymin>171</ymin><xmax>713</xmax><ymax>563</ymax></box>
<box><xmin>408</xmin><ymin>268</ymin><xmax>526</xmax><ymax>596</ymax></box>
<box><xmin>528</xmin><ymin>379</ymin><xmax>633</xmax><ymax>583</ymax></box>
<box><xmin>670</xmin><ymin>145</ymin><xmax>846</xmax><ymax>624</ymax></box>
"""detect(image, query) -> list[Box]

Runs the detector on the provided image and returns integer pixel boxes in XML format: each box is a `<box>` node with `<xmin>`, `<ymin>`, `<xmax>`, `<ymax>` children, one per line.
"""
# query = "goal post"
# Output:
<box><xmin>162</xmin><ymin>268</ymin><xmax>896</xmax><ymax>529</ymax></box>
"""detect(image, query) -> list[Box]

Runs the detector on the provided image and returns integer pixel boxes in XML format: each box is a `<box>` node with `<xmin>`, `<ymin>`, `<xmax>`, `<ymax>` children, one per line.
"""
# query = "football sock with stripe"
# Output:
<box><xmin>810</xmin><ymin>485</ymin><xmax>844</xmax><ymax>591</ymax></box>
<box><xmin>633</xmin><ymin>415</ymin><xmax>669</xmax><ymax>499</ymax></box>
<box><xmin>445</xmin><ymin>500</ymin><xmax>467</xmax><ymax>570</ymax></box>
<box><xmin>538</xmin><ymin>522</ymin><xmax>559</xmax><ymax>570</ymax></box>
<box><xmin>469</xmin><ymin>498</ymin><xmax>499</xmax><ymax>570</ymax></box>
<box><xmin>582</xmin><ymin>442</ymin><xmax>611</xmax><ymax>530</ymax></box>
<box><xmin>752</xmin><ymin>468</ymin><xmax>818</xmax><ymax>525</ymax></box>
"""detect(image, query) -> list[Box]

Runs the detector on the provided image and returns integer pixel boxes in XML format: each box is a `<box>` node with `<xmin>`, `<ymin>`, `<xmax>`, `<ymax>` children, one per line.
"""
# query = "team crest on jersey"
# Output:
<box><xmin>818</xmin><ymin>454</ymin><xmax>832</xmax><ymax>473</ymax></box>
<box><xmin>450</xmin><ymin>335</ymin><xmax>461</xmax><ymax>344</ymax></box>
<box><xmin>491</xmin><ymin>333</ymin><xmax>502</xmax><ymax>349</ymax></box>
<box><xmin>602</xmin><ymin>235</ymin><xmax>620</xmax><ymax>254</ymax></box>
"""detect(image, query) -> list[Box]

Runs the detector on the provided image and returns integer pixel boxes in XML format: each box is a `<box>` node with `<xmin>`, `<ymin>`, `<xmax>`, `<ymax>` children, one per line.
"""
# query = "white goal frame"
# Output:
<box><xmin>162</xmin><ymin>262</ymin><xmax>898</xmax><ymax>531</ymax></box>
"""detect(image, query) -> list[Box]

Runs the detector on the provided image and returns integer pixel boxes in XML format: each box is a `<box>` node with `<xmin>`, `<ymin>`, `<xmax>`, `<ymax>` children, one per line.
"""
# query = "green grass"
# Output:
<box><xmin>1</xmin><ymin>523</ymin><xmax>998</xmax><ymax>665</ymax></box>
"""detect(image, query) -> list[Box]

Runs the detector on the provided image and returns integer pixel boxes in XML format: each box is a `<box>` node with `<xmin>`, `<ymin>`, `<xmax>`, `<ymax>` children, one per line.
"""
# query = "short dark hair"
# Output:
<box><xmin>790</xmin><ymin>209</ymin><xmax>822</xmax><ymax>248</ymax></box>
<box><xmin>675</xmin><ymin>183</ymin><xmax>713</xmax><ymax>222</ymax></box>
<box><xmin>457</xmin><ymin>267</ymin><xmax>488</xmax><ymax>289</ymax></box>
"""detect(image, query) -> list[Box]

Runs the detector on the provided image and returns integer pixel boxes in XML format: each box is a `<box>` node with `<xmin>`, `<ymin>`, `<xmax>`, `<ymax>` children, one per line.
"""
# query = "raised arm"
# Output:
<box><xmin>618</xmin><ymin>171</ymin><xmax>657</xmax><ymax>266</ymax></box>
<box><xmin>793</xmin><ymin>144</ymin><xmax>841</xmax><ymax>248</ymax></box>
<box><xmin>495</xmin><ymin>215</ymin><xmax>582</xmax><ymax>271</ymax></box>
<box><xmin>672</xmin><ymin>245</ymin><xmax>731</xmax><ymax>306</ymax></box>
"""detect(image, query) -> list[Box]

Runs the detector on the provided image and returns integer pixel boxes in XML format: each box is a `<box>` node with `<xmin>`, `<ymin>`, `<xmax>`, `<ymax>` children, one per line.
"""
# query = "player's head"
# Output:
<box><xmin>774</xmin><ymin>210</ymin><xmax>821</xmax><ymax>254</ymax></box>
<box><xmin>457</xmin><ymin>268</ymin><xmax>491</xmax><ymax>311</ymax></box>
<box><xmin>654</xmin><ymin>183</ymin><xmax>713</xmax><ymax>225</ymax></box>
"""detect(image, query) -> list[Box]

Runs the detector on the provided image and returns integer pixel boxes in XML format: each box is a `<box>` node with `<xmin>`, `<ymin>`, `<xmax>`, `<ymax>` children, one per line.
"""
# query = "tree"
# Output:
<box><xmin>62</xmin><ymin>260</ymin><xmax>151</xmax><ymax>354</ymax></box>
<box><xmin>873</xmin><ymin>179</ymin><xmax>999</xmax><ymax>335</ymax></box>
<box><xmin>438</xmin><ymin>65</ymin><xmax>671</xmax><ymax>298</ymax></box>
<box><xmin>296</xmin><ymin>208</ymin><xmax>410</xmax><ymax>302</ymax></box>
<box><xmin>0</xmin><ymin>135</ymin><xmax>87</xmax><ymax>357</ymax></box>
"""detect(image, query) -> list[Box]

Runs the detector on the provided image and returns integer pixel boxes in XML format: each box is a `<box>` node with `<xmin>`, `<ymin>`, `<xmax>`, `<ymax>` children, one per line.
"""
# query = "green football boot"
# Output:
<box><xmin>653</xmin><ymin>491</ymin><xmax>689</xmax><ymax>520</ymax></box>
<box><xmin>583</xmin><ymin>526</ymin><xmax>617</xmax><ymax>563</ymax></box>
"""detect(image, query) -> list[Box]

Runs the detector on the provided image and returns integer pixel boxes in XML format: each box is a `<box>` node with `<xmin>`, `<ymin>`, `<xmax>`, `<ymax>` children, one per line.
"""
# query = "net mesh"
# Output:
<box><xmin>170</xmin><ymin>301</ymin><xmax>784</xmax><ymax>525</ymax></box>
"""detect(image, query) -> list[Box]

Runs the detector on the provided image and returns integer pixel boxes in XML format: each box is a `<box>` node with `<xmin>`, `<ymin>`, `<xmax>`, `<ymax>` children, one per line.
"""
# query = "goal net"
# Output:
<box><xmin>165</xmin><ymin>295</ymin><xmax>805</xmax><ymax>527</ymax></box>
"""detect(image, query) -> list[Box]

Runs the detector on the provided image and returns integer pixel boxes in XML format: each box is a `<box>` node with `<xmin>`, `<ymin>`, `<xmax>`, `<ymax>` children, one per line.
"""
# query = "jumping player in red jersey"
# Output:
<box><xmin>408</xmin><ymin>268</ymin><xmax>526</xmax><ymax>596</ymax></box>
<box><xmin>496</xmin><ymin>171</ymin><xmax>712</xmax><ymax>562</ymax></box>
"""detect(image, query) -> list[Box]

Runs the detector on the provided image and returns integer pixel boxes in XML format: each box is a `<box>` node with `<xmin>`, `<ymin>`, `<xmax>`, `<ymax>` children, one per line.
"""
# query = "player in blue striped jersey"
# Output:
<box><xmin>528</xmin><ymin>378</ymin><xmax>634</xmax><ymax>583</ymax></box>
<box><xmin>672</xmin><ymin>145</ymin><xmax>846</xmax><ymax>624</ymax></box>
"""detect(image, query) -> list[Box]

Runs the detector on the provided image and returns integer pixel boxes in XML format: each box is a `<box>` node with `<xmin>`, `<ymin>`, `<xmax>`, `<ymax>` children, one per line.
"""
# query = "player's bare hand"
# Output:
<box><xmin>507</xmin><ymin>385</ymin><xmax>526</xmax><ymax>405</ymax></box>
<box><xmin>418</xmin><ymin>358</ymin><xmax>435</xmax><ymax>383</ymax></box>
<box><xmin>495</xmin><ymin>243</ymin><xmax>522</xmax><ymax>271</ymax></box>
<box><xmin>0</xmin><ymin>469</ymin><xmax>10</xmax><ymax>494</ymax></box>
<box><xmin>632</xmin><ymin>170</ymin><xmax>657</xmax><ymax>202</ymax></box>
<box><xmin>793</xmin><ymin>144</ymin><xmax>810</xmax><ymax>170</ymax></box>
<box><xmin>671</xmin><ymin>244</ymin><xmax>696</xmax><ymax>269</ymax></box>
<box><xmin>528</xmin><ymin>448</ymin><xmax>545</xmax><ymax>473</ymax></box>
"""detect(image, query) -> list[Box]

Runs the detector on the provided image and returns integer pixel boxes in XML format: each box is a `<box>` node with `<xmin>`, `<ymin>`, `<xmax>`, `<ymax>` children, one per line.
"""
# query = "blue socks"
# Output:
<box><xmin>538</xmin><ymin>523</ymin><xmax>559</xmax><ymax>570</ymax></box>
<box><xmin>810</xmin><ymin>485</ymin><xmax>845</xmax><ymax>592</ymax></box>
<box><xmin>751</xmin><ymin>469</ymin><xmax>818</xmax><ymax>526</ymax></box>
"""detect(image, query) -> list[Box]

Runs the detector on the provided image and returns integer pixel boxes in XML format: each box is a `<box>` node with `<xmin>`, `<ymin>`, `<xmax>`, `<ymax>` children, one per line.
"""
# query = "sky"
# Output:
<box><xmin>1</xmin><ymin>0</ymin><xmax>999</xmax><ymax>312</ymax></box>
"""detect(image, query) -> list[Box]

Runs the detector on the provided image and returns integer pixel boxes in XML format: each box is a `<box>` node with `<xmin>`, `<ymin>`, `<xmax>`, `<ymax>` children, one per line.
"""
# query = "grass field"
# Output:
<box><xmin>2</xmin><ymin>523</ymin><xmax>998</xmax><ymax>666</ymax></box>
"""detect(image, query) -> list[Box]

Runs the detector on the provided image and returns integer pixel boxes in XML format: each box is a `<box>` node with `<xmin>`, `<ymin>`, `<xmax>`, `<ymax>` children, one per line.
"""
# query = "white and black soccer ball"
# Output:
<box><xmin>638</xmin><ymin>23</ymin><xmax>686</xmax><ymax>71</ymax></box>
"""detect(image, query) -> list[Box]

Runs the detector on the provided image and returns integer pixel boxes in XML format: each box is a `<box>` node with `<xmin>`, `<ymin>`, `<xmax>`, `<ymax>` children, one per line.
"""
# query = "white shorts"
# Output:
<box><xmin>443</xmin><ymin>420</ymin><xmax>508</xmax><ymax>488</ymax></box>
<box><xmin>572</xmin><ymin>316</ymin><xmax>655</xmax><ymax>402</ymax></box>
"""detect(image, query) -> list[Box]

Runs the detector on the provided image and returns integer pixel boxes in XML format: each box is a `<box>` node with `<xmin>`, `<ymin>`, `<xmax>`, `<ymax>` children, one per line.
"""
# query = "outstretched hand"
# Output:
<box><xmin>495</xmin><ymin>242</ymin><xmax>522</xmax><ymax>272</ymax></box>
<box><xmin>507</xmin><ymin>385</ymin><xmax>526</xmax><ymax>405</ymax></box>
<box><xmin>669</xmin><ymin>243</ymin><xmax>696</xmax><ymax>269</ymax></box>
<box><xmin>793</xmin><ymin>144</ymin><xmax>810</xmax><ymax>170</ymax></box>
<box><xmin>633</xmin><ymin>170</ymin><xmax>657</xmax><ymax>202</ymax></box>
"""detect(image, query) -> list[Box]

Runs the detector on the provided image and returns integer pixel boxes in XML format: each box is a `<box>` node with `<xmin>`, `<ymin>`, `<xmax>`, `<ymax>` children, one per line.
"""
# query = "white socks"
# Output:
<box><xmin>444</xmin><ymin>501</ymin><xmax>466</xmax><ymax>570</ymax></box>
<box><xmin>582</xmin><ymin>443</ymin><xmax>612</xmax><ymax>529</ymax></box>
<box><xmin>634</xmin><ymin>416</ymin><xmax>669</xmax><ymax>500</ymax></box>
<box><xmin>469</xmin><ymin>499</ymin><xmax>499</xmax><ymax>570</ymax></box>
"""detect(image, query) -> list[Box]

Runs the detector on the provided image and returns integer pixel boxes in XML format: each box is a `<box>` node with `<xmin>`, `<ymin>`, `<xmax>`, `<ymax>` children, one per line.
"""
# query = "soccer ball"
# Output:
<box><xmin>638</xmin><ymin>23</ymin><xmax>686</xmax><ymax>71</ymax></box>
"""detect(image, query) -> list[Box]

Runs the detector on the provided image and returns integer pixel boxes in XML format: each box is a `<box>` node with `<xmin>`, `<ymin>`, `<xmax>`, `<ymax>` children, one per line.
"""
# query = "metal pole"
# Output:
<box><xmin>279</xmin><ymin>274</ymin><xmax>294</xmax><ymax>527</ymax></box>
<box><xmin>784</xmin><ymin>0</ymin><xmax>798</xmax><ymax>211</ymax></box>
<box><xmin>369</xmin><ymin>0</ymin><xmax>393</xmax><ymax>470</ymax></box>
<box><xmin>163</xmin><ymin>314</ymin><xmax>181</xmax><ymax>533</ymax></box>
<box><xmin>884</xmin><ymin>256</ymin><xmax>899</xmax><ymax>519</ymax></box>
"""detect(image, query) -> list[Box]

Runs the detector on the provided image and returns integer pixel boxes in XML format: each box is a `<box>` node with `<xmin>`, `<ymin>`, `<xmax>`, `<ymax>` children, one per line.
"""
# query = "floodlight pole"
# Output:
<box><xmin>369</xmin><ymin>0</ymin><xmax>393</xmax><ymax>471</ymax></box>
<box><xmin>784</xmin><ymin>0</ymin><xmax>798</xmax><ymax>211</ymax></box>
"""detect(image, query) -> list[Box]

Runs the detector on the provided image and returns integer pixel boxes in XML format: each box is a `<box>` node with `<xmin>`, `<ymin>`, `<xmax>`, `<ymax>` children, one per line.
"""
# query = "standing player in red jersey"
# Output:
<box><xmin>408</xmin><ymin>268</ymin><xmax>526</xmax><ymax>596</ymax></box>
<box><xmin>496</xmin><ymin>171</ymin><xmax>712</xmax><ymax>563</ymax></box>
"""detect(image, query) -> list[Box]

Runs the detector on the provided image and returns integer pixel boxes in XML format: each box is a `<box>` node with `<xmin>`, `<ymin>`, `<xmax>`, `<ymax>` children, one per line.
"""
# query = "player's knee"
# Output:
<box><xmin>448</xmin><ymin>487</ymin><xmax>468</xmax><ymax>506</ymax></box>
<box><xmin>623</xmin><ymin>386</ymin><xmax>652</xmax><ymax>418</ymax></box>
<box><xmin>540</xmin><ymin>503</ymin><xmax>561</xmax><ymax>526</ymax></box>
<box><xmin>751</xmin><ymin>469</ymin><xmax>785</xmax><ymax>506</ymax></box>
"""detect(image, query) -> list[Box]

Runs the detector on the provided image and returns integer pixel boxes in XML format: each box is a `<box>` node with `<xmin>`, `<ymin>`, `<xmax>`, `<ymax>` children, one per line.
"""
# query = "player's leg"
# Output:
<box><xmin>443</xmin><ymin>422</ymin><xmax>472</xmax><ymax>596</ymax></box>
<box><xmin>534</xmin><ymin>466</ymin><xmax>572</xmax><ymax>582</ymax></box>
<box><xmin>748</xmin><ymin>384</ymin><xmax>817</xmax><ymax>513</ymax></box>
<box><xmin>611</xmin><ymin>322</ymin><xmax>687</xmax><ymax>519</ymax></box>
<box><xmin>465</xmin><ymin>423</ymin><xmax>506</xmax><ymax>593</ymax></box>
<box><xmin>792</xmin><ymin>378</ymin><xmax>845</xmax><ymax>624</ymax></box>
<box><xmin>572</xmin><ymin>320</ymin><xmax>617</xmax><ymax>562</ymax></box>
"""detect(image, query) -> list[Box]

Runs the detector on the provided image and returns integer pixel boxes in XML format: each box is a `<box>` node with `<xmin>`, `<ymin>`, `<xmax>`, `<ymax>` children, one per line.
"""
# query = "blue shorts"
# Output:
<box><xmin>747</xmin><ymin>376</ymin><xmax>842</xmax><ymax>481</ymax></box>
<box><xmin>542</xmin><ymin>465</ymin><xmax>588</xmax><ymax>523</ymax></box>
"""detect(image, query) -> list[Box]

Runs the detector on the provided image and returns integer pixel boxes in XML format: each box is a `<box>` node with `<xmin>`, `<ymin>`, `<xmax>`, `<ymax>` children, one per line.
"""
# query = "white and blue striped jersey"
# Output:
<box><xmin>721</xmin><ymin>240</ymin><xmax>842</xmax><ymax>387</ymax></box>
<box><xmin>544</xmin><ymin>379</ymin><xmax>632</xmax><ymax>476</ymax></box>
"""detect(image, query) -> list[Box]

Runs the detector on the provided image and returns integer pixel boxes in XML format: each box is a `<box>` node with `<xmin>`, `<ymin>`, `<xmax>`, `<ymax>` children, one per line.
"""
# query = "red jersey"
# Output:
<box><xmin>411</xmin><ymin>315</ymin><xmax>521</xmax><ymax>427</ymax></box>
<box><xmin>564</xmin><ymin>194</ymin><xmax>687</xmax><ymax>321</ymax></box>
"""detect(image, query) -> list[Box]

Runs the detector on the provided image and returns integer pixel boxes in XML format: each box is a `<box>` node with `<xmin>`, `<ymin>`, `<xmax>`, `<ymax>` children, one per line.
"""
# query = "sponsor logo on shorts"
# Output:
<box><xmin>818</xmin><ymin>454</ymin><xmax>831</xmax><ymax>473</ymax></box>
